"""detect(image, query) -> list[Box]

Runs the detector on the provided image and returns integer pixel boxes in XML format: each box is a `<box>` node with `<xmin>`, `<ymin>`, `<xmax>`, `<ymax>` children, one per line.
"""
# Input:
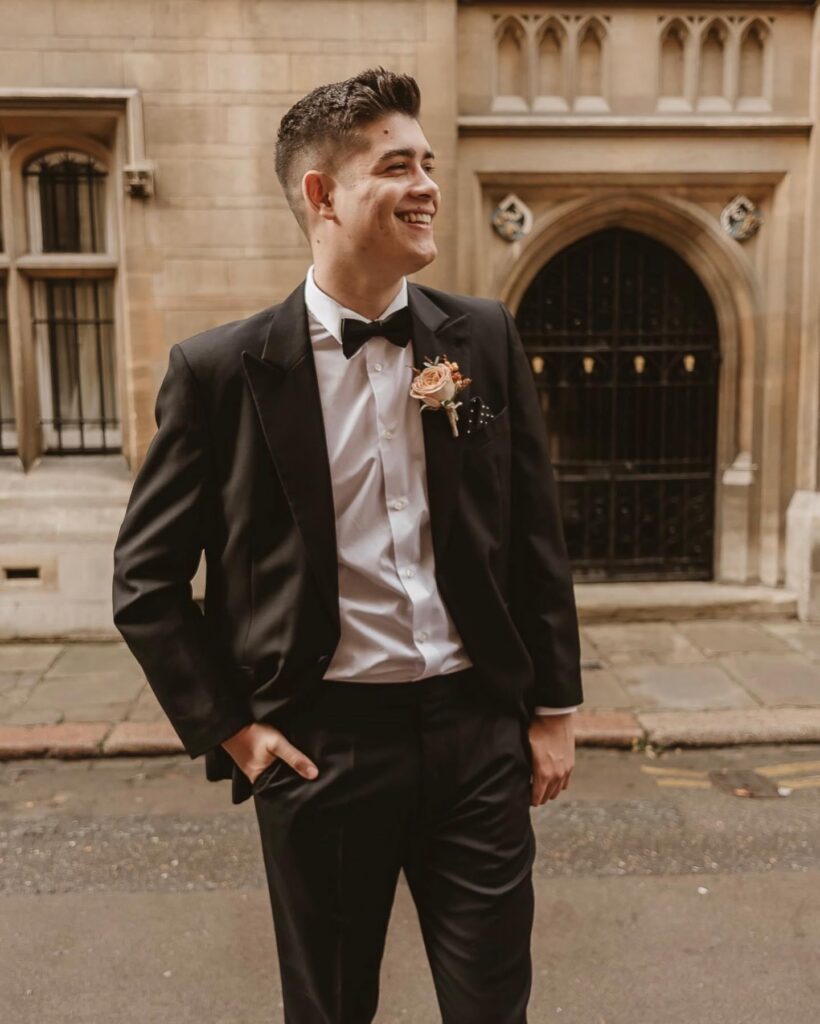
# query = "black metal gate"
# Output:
<box><xmin>516</xmin><ymin>228</ymin><xmax>721</xmax><ymax>581</ymax></box>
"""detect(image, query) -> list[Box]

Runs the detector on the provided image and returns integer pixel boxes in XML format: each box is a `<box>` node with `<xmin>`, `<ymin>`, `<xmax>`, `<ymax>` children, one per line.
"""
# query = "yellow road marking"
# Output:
<box><xmin>640</xmin><ymin>766</ymin><xmax>710</xmax><ymax>778</ymax></box>
<box><xmin>754</xmin><ymin>760</ymin><xmax>820</xmax><ymax>778</ymax></box>
<box><xmin>655</xmin><ymin>778</ymin><xmax>713</xmax><ymax>789</ymax></box>
<box><xmin>779</xmin><ymin>776</ymin><xmax>820</xmax><ymax>791</ymax></box>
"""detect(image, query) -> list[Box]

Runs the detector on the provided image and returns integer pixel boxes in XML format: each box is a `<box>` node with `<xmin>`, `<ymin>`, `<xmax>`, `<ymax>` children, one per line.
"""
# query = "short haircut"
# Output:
<box><xmin>275</xmin><ymin>66</ymin><xmax>421</xmax><ymax>236</ymax></box>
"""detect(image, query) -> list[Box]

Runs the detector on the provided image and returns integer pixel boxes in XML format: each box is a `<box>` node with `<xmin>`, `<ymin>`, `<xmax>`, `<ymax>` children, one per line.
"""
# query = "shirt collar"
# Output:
<box><xmin>304</xmin><ymin>264</ymin><xmax>408</xmax><ymax>346</ymax></box>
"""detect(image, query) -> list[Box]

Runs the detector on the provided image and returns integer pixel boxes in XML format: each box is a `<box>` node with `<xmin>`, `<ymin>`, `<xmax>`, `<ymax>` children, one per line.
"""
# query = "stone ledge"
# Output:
<box><xmin>0</xmin><ymin>722</ymin><xmax>110</xmax><ymax>758</ymax></box>
<box><xmin>575</xmin><ymin>582</ymin><xmax>798</xmax><ymax>623</ymax></box>
<box><xmin>637</xmin><ymin>708</ymin><xmax>820</xmax><ymax>747</ymax></box>
<box><xmin>574</xmin><ymin>710</ymin><xmax>644</xmax><ymax>747</ymax></box>
<box><xmin>102</xmin><ymin>720</ymin><xmax>184</xmax><ymax>755</ymax></box>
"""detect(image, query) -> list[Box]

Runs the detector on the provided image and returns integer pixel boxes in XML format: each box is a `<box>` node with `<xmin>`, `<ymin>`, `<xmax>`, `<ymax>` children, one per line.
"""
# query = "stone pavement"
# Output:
<box><xmin>2</xmin><ymin>618</ymin><xmax>820</xmax><ymax>759</ymax></box>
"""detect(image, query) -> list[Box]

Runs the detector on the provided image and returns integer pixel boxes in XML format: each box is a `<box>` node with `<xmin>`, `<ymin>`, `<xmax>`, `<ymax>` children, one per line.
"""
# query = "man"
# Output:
<box><xmin>112</xmin><ymin>67</ymin><xmax>582</xmax><ymax>1024</ymax></box>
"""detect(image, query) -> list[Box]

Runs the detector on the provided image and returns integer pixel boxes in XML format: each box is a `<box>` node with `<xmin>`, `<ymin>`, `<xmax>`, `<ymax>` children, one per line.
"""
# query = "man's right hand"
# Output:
<box><xmin>220</xmin><ymin>722</ymin><xmax>319</xmax><ymax>785</ymax></box>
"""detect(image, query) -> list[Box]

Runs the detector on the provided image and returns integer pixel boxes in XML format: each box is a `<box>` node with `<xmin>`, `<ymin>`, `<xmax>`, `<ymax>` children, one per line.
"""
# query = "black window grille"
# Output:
<box><xmin>24</xmin><ymin>150</ymin><xmax>107</xmax><ymax>253</ymax></box>
<box><xmin>517</xmin><ymin>228</ymin><xmax>721</xmax><ymax>581</ymax></box>
<box><xmin>0</xmin><ymin>282</ymin><xmax>15</xmax><ymax>454</ymax></box>
<box><xmin>32</xmin><ymin>278</ymin><xmax>120</xmax><ymax>453</ymax></box>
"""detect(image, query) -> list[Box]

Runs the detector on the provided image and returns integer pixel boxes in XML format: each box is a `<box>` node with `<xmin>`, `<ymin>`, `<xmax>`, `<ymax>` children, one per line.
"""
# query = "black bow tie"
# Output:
<box><xmin>339</xmin><ymin>306</ymin><xmax>412</xmax><ymax>360</ymax></box>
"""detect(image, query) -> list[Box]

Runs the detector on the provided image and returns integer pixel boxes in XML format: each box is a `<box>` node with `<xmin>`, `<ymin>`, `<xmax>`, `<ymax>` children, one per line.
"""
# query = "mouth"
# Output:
<box><xmin>395</xmin><ymin>211</ymin><xmax>434</xmax><ymax>229</ymax></box>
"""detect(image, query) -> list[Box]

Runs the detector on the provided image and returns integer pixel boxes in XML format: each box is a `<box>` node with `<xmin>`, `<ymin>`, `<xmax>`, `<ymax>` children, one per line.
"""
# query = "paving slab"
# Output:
<box><xmin>677</xmin><ymin>621</ymin><xmax>791</xmax><ymax>655</ymax></box>
<box><xmin>719</xmin><ymin>653</ymin><xmax>820</xmax><ymax>707</ymax></box>
<box><xmin>19</xmin><ymin>673</ymin><xmax>144</xmax><ymax>709</ymax></box>
<box><xmin>4</xmin><ymin>707</ymin><xmax>63</xmax><ymax>726</ymax></box>
<box><xmin>0</xmin><ymin>645</ymin><xmax>62</xmax><ymax>674</ymax></box>
<box><xmin>578</xmin><ymin>669</ymin><xmax>633</xmax><ymax>709</ymax></box>
<box><xmin>583</xmin><ymin>622</ymin><xmax>697</xmax><ymax>655</ymax></box>
<box><xmin>762</xmin><ymin>621</ymin><xmax>820</xmax><ymax>659</ymax></box>
<box><xmin>45</xmin><ymin>643</ymin><xmax>145</xmax><ymax>676</ymax></box>
<box><xmin>615</xmin><ymin>662</ymin><xmax>758</xmax><ymax>711</ymax></box>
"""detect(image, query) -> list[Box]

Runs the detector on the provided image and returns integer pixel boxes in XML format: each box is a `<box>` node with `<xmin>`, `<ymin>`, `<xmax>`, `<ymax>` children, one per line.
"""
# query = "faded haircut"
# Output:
<box><xmin>275</xmin><ymin>66</ymin><xmax>421</xmax><ymax>236</ymax></box>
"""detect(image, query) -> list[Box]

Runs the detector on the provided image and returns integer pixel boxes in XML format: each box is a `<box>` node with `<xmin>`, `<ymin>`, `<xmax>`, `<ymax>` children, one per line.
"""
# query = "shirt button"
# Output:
<box><xmin>415</xmin><ymin>631</ymin><xmax>428</xmax><ymax>643</ymax></box>
<box><xmin>402</xmin><ymin>567</ymin><xmax>416</xmax><ymax>578</ymax></box>
<box><xmin>383</xmin><ymin>429</ymin><xmax>394</xmax><ymax>440</ymax></box>
<box><xmin>373</xmin><ymin>362</ymin><xmax>383</xmax><ymax>372</ymax></box>
<box><xmin>391</xmin><ymin>498</ymin><xmax>407</xmax><ymax>510</ymax></box>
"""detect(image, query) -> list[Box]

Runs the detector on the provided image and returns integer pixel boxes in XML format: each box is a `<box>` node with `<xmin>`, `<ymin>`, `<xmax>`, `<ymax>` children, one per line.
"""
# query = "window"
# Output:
<box><xmin>0</xmin><ymin>284</ymin><xmax>15</xmax><ymax>454</ymax></box>
<box><xmin>0</xmin><ymin>140</ymin><xmax>121</xmax><ymax>463</ymax></box>
<box><xmin>32</xmin><ymin>278</ymin><xmax>119</xmax><ymax>453</ymax></box>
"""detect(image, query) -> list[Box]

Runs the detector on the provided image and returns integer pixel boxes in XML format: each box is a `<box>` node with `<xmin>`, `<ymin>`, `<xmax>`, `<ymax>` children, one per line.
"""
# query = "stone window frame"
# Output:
<box><xmin>0</xmin><ymin>88</ymin><xmax>152</xmax><ymax>471</ymax></box>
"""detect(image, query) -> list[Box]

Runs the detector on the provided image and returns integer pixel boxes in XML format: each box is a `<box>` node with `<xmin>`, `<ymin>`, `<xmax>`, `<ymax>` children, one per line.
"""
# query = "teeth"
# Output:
<box><xmin>398</xmin><ymin>212</ymin><xmax>432</xmax><ymax>224</ymax></box>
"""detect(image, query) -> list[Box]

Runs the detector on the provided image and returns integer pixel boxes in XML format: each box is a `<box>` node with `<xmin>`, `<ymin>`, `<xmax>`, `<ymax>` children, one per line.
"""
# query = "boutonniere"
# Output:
<box><xmin>409</xmin><ymin>354</ymin><xmax>472</xmax><ymax>438</ymax></box>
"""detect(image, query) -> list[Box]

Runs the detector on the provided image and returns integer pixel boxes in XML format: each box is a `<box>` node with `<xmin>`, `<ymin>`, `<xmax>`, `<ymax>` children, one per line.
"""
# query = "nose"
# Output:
<box><xmin>409</xmin><ymin>165</ymin><xmax>439</xmax><ymax>203</ymax></box>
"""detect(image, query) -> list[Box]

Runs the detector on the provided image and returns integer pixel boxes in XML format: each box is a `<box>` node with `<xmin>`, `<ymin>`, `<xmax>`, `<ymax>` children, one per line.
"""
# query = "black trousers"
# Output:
<box><xmin>252</xmin><ymin>666</ymin><xmax>536</xmax><ymax>1024</ymax></box>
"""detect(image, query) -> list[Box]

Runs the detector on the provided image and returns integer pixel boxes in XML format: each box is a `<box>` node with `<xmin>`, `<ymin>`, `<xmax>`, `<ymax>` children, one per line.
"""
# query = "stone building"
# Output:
<box><xmin>0</xmin><ymin>0</ymin><xmax>819</xmax><ymax>636</ymax></box>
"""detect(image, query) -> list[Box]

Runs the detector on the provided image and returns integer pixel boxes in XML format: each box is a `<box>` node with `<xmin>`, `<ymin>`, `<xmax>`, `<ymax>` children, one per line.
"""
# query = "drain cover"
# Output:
<box><xmin>708</xmin><ymin>769</ymin><xmax>783</xmax><ymax>798</ymax></box>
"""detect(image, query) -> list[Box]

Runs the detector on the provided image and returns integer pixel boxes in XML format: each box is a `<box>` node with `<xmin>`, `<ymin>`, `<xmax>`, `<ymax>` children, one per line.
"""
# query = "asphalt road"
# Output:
<box><xmin>1</xmin><ymin>744</ymin><xmax>818</xmax><ymax>1024</ymax></box>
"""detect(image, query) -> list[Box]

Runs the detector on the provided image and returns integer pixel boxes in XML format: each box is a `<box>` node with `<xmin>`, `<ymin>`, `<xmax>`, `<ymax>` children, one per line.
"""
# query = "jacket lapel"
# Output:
<box><xmin>241</xmin><ymin>281</ymin><xmax>340</xmax><ymax>632</ymax></box>
<box><xmin>407</xmin><ymin>284</ymin><xmax>472</xmax><ymax>568</ymax></box>
<box><xmin>241</xmin><ymin>278</ymin><xmax>473</xmax><ymax>631</ymax></box>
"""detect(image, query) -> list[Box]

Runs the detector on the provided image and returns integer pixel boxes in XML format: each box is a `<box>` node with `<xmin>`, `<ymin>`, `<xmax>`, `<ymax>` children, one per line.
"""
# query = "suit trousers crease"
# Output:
<box><xmin>251</xmin><ymin>666</ymin><xmax>536</xmax><ymax>1024</ymax></box>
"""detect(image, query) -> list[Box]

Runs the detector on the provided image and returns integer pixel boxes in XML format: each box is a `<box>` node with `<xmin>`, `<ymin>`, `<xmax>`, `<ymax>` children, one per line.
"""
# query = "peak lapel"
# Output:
<box><xmin>241</xmin><ymin>281</ymin><xmax>340</xmax><ymax>633</ymax></box>
<box><xmin>407</xmin><ymin>285</ymin><xmax>472</xmax><ymax>569</ymax></box>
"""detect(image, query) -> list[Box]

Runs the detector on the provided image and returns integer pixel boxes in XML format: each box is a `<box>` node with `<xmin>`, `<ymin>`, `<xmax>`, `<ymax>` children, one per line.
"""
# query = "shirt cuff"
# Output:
<box><xmin>533</xmin><ymin>706</ymin><xmax>579</xmax><ymax>715</ymax></box>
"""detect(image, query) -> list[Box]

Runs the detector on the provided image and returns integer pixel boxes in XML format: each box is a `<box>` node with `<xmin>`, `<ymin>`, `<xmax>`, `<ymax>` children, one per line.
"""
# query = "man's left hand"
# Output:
<box><xmin>527</xmin><ymin>713</ymin><xmax>575</xmax><ymax>806</ymax></box>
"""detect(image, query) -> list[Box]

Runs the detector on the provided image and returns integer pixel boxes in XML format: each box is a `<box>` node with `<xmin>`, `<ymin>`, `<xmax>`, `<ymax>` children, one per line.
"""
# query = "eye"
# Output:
<box><xmin>387</xmin><ymin>163</ymin><xmax>407</xmax><ymax>171</ymax></box>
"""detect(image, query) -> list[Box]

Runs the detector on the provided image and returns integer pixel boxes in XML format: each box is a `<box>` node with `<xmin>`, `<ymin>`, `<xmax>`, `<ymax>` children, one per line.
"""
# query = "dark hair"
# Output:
<box><xmin>275</xmin><ymin>66</ymin><xmax>421</xmax><ymax>235</ymax></box>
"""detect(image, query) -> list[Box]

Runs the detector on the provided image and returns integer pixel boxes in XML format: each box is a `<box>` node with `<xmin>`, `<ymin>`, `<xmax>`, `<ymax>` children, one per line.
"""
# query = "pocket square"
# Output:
<box><xmin>463</xmin><ymin>395</ymin><xmax>496</xmax><ymax>437</ymax></box>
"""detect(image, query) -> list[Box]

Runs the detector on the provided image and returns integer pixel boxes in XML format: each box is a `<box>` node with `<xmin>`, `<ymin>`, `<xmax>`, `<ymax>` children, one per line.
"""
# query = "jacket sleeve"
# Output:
<box><xmin>500</xmin><ymin>300</ymin><xmax>584</xmax><ymax>712</ymax></box>
<box><xmin>112</xmin><ymin>343</ymin><xmax>255</xmax><ymax>758</ymax></box>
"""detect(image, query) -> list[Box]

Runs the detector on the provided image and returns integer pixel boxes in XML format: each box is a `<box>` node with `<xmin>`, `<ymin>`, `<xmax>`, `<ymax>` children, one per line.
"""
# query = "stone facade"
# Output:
<box><xmin>0</xmin><ymin>0</ymin><xmax>818</xmax><ymax>634</ymax></box>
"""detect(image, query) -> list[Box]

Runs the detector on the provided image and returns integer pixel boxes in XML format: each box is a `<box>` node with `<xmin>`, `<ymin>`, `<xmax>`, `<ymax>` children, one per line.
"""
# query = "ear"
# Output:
<box><xmin>302</xmin><ymin>170</ymin><xmax>336</xmax><ymax>223</ymax></box>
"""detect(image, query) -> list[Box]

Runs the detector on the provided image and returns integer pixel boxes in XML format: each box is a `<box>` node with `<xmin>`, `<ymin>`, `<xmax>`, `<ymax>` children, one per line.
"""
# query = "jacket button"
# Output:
<box><xmin>317</xmin><ymin>654</ymin><xmax>330</xmax><ymax>664</ymax></box>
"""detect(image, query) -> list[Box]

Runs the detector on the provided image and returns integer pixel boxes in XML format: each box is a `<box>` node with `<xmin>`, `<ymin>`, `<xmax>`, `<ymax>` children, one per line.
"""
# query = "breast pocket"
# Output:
<box><xmin>462</xmin><ymin>404</ymin><xmax>509</xmax><ymax>449</ymax></box>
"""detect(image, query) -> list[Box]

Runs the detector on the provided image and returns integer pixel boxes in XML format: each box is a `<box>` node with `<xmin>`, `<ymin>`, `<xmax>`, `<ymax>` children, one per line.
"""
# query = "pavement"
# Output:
<box><xmin>2</xmin><ymin>617</ymin><xmax>820</xmax><ymax>760</ymax></box>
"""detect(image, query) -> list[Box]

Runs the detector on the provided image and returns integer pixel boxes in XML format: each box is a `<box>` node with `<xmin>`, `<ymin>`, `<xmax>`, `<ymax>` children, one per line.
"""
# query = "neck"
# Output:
<box><xmin>311</xmin><ymin>260</ymin><xmax>404</xmax><ymax>321</ymax></box>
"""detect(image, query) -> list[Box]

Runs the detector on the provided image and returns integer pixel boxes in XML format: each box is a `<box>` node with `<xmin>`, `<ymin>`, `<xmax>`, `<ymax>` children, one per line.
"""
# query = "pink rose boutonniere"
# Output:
<box><xmin>409</xmin><ymin>354</ymin><xmax>472</xmax><ymax>438</ymax></box>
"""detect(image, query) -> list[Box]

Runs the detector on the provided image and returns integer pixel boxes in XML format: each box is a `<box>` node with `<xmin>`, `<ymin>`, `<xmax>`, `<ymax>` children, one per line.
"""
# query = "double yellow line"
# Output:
<box><xmin>640</xmin><ymin>760</ymin><xmax>820</xmax><ymax>791</ymax></box>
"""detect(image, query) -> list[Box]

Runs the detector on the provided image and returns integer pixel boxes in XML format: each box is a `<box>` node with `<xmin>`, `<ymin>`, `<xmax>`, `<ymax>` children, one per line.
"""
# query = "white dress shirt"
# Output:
<box><xmin>303</xmin><ymin>265</ymin><xmax>577</xmax><ymax>716</ymax></box>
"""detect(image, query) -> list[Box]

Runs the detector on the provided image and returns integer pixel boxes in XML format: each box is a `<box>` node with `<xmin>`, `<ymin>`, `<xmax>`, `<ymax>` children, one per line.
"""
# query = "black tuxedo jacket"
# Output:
<box><xmin>112</xmin><ymin>279</ymin><xmax>582</xmax><ymax>804</ymax></box>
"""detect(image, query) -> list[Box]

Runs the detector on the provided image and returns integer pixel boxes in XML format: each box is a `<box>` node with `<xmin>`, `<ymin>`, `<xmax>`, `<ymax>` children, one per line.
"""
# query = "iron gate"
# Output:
<box><xmin>516</xmin><ymin>228</ymin><xmax>721</xmax><ymax>581</ymax></box>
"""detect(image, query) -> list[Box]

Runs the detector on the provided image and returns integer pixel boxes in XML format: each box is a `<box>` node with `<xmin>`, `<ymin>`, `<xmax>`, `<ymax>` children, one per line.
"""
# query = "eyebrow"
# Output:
<box><xmin>374</xmin><ymin>147</ymin><xmax>436</xmax><ymax>164</ymax></box>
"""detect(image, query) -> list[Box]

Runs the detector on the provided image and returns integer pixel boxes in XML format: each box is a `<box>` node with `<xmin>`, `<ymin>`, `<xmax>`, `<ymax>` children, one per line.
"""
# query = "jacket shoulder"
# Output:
<box><xmin>174</xmin><ymin>303</ymin><xmax>279</xmax><ymax>378</ymax></box>
<box><xmin>411</xmin><ymin>282</ymin><xmax>504</xmax><ymax>319</ymax></box>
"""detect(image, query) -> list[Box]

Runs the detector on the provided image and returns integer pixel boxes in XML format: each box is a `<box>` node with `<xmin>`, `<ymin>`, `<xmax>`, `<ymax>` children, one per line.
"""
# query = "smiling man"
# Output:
<box><xmin>112</xmin><ymin>67</ymin><xmax>583</xmax><ymax>1024</ymax></box>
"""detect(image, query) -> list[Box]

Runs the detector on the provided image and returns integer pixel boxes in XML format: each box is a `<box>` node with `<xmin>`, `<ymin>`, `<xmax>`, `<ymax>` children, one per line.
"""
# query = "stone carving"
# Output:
<box><xmin>491</xmin><ymin>193</ymin><xmax>533</xmax><ymax>242</ymax></box>
<box><xmin>124</xmin><ymin>161</ymin><xmax>156</xmax><ymax>198</ymax></box>
<box><xmin>720</xmin><ymin>195</ymin><xmax>762</xmax><ymax>241</ymax></box>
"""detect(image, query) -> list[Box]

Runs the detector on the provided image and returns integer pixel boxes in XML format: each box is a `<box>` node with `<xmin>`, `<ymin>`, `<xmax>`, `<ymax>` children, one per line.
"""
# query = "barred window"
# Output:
<box><xmin>24</xmin><ymin>150</ymin><xmax>107</xmax><ymax>254</ymax></box>
<box><xmin>32</xmin><ymin>278</ymin><xmax>119</xmax><ymax>453</ymax></box>
<box><xmin>0</xmin><ymin>282</ymin><xmax>15</xmax><ymax>454</ymax></box>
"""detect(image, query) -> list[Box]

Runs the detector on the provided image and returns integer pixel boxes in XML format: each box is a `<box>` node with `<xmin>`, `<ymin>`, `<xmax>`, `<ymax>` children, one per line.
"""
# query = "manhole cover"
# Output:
<box><xmin>708</xmin><ymin>769</ymin><xmax>783</xmax><ymax>798</ymax></box>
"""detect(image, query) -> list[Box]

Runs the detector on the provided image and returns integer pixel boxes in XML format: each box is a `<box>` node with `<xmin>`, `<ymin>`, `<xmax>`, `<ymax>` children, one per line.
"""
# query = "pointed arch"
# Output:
<box><xmin>494</xmin><ymin>191</ymin><xmax>763</xmax><ymax>586</ymax></box>
<box><xmin>492</xmin><ymin>16</ymin><xmax>529</xmax><ymax>112</ymax></box>
<box><xmin>659</xmin><ymin>19</ymin><xmax>688</xmax><ymax>103</ymax></box>
<box><xmin>738</xmin><ymin>19</ymin><xmax>772</xmax><ymax>110</ymax></box>
<box><xmin>573</xmin><ymin>17</ymin><xmax>608</xmax><ymax>111</ymax></box>
<box><xmin>697</xmin><ymin>18</ymin><xmax>730</xmax><ymax>109</ymax></box>
<box><xmin>534</xmin><ymin>17</ymin><xmax>568</xmax><ymax>111</ymax></box>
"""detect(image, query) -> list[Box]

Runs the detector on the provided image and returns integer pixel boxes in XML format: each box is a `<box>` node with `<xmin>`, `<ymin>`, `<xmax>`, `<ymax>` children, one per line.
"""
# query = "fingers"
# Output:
<box><xmin>530</xmin><ymin>765</ymin><xmax>573</xmax><ymax>806</ymax></box>
<box><xmin>266</xmin><ymin>732</ymin><xmax>319</xmax><ymax>780</ymax></box>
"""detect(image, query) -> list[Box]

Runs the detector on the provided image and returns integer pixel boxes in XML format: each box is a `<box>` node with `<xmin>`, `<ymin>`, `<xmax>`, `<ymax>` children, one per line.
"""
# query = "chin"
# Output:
<box><xmin>404</xmin><ymin>245</ymin><xmax>437</xmax><ymax>274</ymax></box>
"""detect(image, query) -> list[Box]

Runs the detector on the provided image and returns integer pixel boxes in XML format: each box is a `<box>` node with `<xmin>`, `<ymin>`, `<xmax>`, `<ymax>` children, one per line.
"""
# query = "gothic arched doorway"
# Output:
<box><xmin>516</xmin><ymin>227</ymin><xmax>721</xmax><ymax>581</ymax></box>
